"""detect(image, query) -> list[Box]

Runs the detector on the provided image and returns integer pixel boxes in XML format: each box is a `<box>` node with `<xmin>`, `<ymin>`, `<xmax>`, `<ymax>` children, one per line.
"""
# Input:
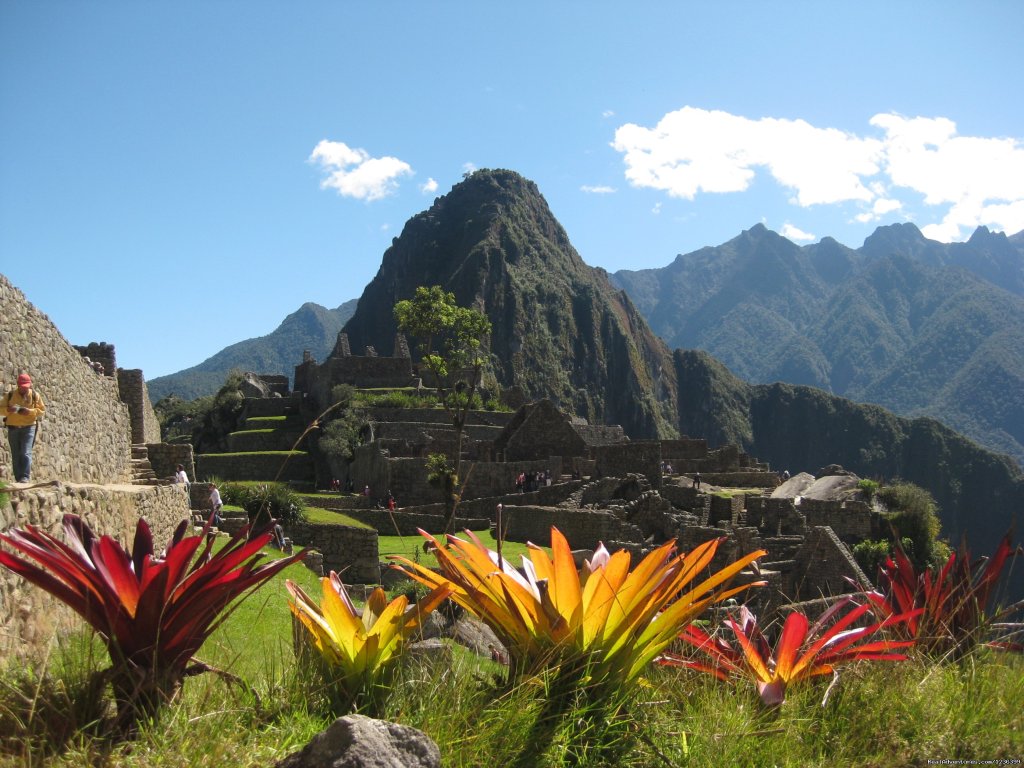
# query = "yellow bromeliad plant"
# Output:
<box><xmin>286</xmin><ymin>571</ymin><xmax>451</xmax><ymax>712</ymax></box>
<box><xmin>390</xmin><ymin>527</ymin><xmax>766</xmax><ymax>686</ymax></box>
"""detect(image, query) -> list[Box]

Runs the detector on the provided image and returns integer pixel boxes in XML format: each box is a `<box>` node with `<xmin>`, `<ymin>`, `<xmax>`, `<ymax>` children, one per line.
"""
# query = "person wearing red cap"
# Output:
<box><xmin>4</xmin><ymin>373</ymin><xmax>45</xmax><ymax>482</ymax></box>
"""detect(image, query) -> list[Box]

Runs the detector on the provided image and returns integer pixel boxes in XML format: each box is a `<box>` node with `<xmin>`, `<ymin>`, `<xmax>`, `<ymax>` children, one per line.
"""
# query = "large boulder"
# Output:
<box><xmin>276</xmin><ymin>714</ymin><xmax>440</xmax><ymax>768</ymax></box>
<box><xmin>771</xmin><ymin>472</ymin><xmax>816</xmax><ymax>499</ymax></box>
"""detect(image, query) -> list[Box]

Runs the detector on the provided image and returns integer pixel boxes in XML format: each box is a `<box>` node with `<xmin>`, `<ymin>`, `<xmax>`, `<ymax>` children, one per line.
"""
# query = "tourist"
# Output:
<box><xmin>387</xmin><ymin>491</ymin><xmax>396</xmax><ymax>511</ymax></box>
<box><xmin>693</xmin><ymin>472</ymin><xmax>702</xmax><ymax>490</ymax></box>
<box><xmin>174</xmin><ymin>463</ymin><xmax>190</xmax><ymax>489</ymax></box>
<box><xmin>4</xmin><ymin>373</ymin><xmax>45</xmax><ymax>483</ymax></box>
<box><xmin>208</xmin><ymin>483</ymin><xmax>224</xmax><ymax>527</ymax></box>
<box><xmin>271</xmin><ymin>522</ymin><xmax>287</xmax><ymax>549</ymax></box>
<box><xmin>363</xmin><ymin>484</ymin><xmax>370</xmax><ymax>497</ymax></box>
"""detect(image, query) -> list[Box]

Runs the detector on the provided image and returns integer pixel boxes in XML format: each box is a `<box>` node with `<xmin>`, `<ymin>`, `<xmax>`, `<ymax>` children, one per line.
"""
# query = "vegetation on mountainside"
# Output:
<box><xmin>339</xmin><ymin>169</ymin><xmax>677</xmax><ymax>439</ymax></box>
<box><xmin>613</xmin><ymin>223</ymin><xmax>1024</xmax><ymax>467</ymax></box>
<box><xmin>678</xmin><ymin>358</ymin><xmax>1024</xmax><ymax>595</ymax></box>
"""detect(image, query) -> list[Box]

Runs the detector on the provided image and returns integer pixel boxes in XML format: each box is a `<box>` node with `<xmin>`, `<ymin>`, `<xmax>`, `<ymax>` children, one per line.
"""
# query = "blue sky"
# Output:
<box><xmin>2</xmin><ymin>2</ymin><xmax>1022</xmax><ymax>381</ymax></box>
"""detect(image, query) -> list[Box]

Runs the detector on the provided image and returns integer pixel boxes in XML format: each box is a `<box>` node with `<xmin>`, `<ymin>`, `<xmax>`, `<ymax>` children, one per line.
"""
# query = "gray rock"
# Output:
<box><xmin>451</xmin><ymin>614</ymin><xmax>507</xmax><ymax>660</ymax></box>
<box><xmin>239</xmin><ymin>371</ymin><xmax>271</xmax><ymax>398</ymax></box>
<box><xmin>801</xmin><ymin>474</ymin><xmax>861</xmax><ymax>501</ymax></box>
<box><xmin>276</xmin><ymin>714</ymin><xmax>441</xmax><ymax>768</ymax></box>
<box><xmin>770</xmin><ymin>472</ymin><xmax>817</xmax><ymax>499</ymax></box>
<box><xmin>405</xmin><ymin>638</ymin><xmax>453</xmax><ymax>667</ymax></box>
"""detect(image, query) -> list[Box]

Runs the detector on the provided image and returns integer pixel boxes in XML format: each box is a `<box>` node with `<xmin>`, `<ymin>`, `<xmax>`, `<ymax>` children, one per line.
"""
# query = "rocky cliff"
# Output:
<box><xmin>341</xmin><ymin>169</ymin><xmax>678</xmax><ymax>438</ymax></box>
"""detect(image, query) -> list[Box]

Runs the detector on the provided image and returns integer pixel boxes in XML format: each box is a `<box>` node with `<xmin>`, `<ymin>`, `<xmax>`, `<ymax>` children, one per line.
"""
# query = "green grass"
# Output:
<box><xmin>377</xmin><ymin>528</ymin><xmax>544</xmax><ymax>570</ymax></box>
<box><xmin>227</xmin><ymin>429</ymin><xmax>276</xmax><ymax>437</ymax></box>
<box><xmin>5</xmin><ymin>627</ymin><xmax>1020</xmax><ymax>767</ymax></box>
<box><xmin>302</xmin><ymin>506</ymin><xmax>371</xmax><ymax>528</ymax></box>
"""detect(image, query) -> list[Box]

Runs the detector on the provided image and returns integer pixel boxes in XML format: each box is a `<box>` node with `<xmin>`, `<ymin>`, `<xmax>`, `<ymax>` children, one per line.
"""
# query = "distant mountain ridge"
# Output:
<box><xmin>147</xmin><ymin>299</ymin><xmax>357</xmax><ymax>402</ymax></box>
<box><xmin>611</xmin><ymin>222</ymin><xmax>1024</xmax><ymax>466</ymax></box>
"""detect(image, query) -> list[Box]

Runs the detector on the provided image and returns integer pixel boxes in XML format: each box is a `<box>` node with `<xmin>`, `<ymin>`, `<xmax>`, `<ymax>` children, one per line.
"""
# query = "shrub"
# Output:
<box><xmin>857</xmin><ymin>478</ymin><xmax>879</xmax><ymax>501</ymax></box>
<box><xmin>853</xmin><ymin>539</ymin><xmax>892</xmax><ymax>578</ymax></box>
<box><xmin>878</xmin><ymin>482</ymin><xmax>946</xmax><ymax>570</ymax></box>
<box><xmin>221</xmin><ymin>481</ymin><xmax>306</xmax><ymax>526</ymax></box>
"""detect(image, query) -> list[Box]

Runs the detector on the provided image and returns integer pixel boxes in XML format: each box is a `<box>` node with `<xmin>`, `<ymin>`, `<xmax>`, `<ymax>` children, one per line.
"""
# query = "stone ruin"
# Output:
<box><xmin>271</xmin><ymin>345</ymin><xmax>881</xmax><ymax>614</ymax></box>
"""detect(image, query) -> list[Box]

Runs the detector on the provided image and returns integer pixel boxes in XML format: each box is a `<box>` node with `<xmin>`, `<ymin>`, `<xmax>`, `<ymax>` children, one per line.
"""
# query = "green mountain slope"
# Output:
<box><xmin>147</xmin><ymin>299</ymin><xmax>357</xmax><ymax>402</ymax></box>
<box><xmin>614</xmin><ymin>223</ymin><xmax>1024</xmax><ymax>466</ymax></box>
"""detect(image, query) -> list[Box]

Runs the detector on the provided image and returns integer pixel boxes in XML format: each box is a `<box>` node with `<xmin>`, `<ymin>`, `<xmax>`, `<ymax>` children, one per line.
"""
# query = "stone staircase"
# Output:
<box><xmin>130</xmin><ymin>443</ymin><xmax>162</xmax><ymax>485</ymax></box>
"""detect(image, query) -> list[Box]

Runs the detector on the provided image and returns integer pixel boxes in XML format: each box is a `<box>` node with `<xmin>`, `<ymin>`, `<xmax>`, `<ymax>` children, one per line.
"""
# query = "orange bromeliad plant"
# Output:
<box><xmin>660</xmin><ymin>598</ymin><xmax>919</xmax><ymax>706</ymax></box>
<box><xmin>287</xmin><ymin>571</ymin><xmax>451</xmax><ymax>713</ymax></box>
<box><xmin>390</xmin><ymin>526</ymin><xmax>766</xmax><ymax>685</ymax></box>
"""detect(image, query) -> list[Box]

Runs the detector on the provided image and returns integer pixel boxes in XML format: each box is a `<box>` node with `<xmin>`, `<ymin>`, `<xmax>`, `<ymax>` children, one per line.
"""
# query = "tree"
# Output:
<box><xmin>394</xmin><ymin>286</ymin><xmax>492</xmax><ymax>532</ymax></box>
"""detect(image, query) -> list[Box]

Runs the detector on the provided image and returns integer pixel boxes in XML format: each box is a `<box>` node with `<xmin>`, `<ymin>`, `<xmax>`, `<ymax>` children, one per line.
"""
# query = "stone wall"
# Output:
<box><xmin>799</xmin><ymin>499</ymin><xmax>873</xmax><ymax>543</ymax></box>
<box><xmin>287</xmin><ymin>521</ymin><xmax>380</xmax><ymax>583</ymax></box>
<box><xmin>661</xmin><ymin>438</ymin><xmax>709</xmax><ymax>461</ymax></box>
<box><xmin>197</xmin><ymin>452</ymin><xmax>315</xmax><ymax>483</ymax></box>
<box><xmin>227</xmin><ymin>428</ymin><xmax>305</xmax><ymax>453</ymax></box>
<box><xmin>789</xmin><ymin>526</ymin><xmax>870</xmax><ymax>600</ymax></box>
<box><xmin>117</xmin><ymin>368</ymin><xmax>161</xmax><ymax>444</ymax></box>
<box><xmin>501</xmin><ymin>505</ymin><xmax>641</xmax><ymax>550</ymax></box>
<box><xmin>146</xmin><ymin>443</ymin><xmax>196</xmax><ymax>482</ymax></box>
<box><xmin>1</xmin><ymin>274</ymin><xmax>133</xmax><ymax>484</ymax></box>
<box><xmin>0</xmin><ymin>481</ymin><xmax>190</xmax><ymax>659</ymax></box>
<box><xmin>591</xmin><ymin>441</ymin><xmax>662</xmax><ymax>490</ymax></box>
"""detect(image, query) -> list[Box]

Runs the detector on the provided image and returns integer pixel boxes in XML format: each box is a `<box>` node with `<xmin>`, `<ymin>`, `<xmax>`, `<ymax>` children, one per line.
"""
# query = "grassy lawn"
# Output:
<box><xmin>378</xmin><ymin>527</ymin><xmax>545</xmax><ymax>570</ymax></box>
<box><xmin>302</xmin><ymin>506</ymin><xmax>370</xmax><ymax>528</ymax></box>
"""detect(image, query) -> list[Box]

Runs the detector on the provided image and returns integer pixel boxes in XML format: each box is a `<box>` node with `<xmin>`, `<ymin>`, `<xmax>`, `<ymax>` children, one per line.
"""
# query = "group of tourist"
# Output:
<box><xmin>82</xmin><ymin>356</ymin><xmax>105</xmax><ymax>375</ymax></box>
<box><xmin>514</xmin><ymin>469</ymin><xmax>551</xmax><ymax>493</ymax></box>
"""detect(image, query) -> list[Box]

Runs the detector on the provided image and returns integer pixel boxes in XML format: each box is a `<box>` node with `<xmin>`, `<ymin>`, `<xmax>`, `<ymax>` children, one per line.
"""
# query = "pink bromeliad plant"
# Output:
<box><xmin>659</xmin><ymin>598</ymin><xmax>919</xmax><ymax>706</ymax></box>
<box><xmin>0</xmin><ymin>514</ymin><xmax>307</xmax><ymax>733</ymax></box>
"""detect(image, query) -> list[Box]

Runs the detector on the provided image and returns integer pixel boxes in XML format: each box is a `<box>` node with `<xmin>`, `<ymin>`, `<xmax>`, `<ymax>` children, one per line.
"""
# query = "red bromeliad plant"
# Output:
<box><xmin>659</xmin><ymin>598</ymin><xmax>919</xmax><ymax>706</ymax></box>
<box><xmin>0</xmin><ymin>514</ymin><xmax>307</xmax><ymax>733</ymax></box>
<box><xmin>861</xmin><ymin>532</ymin><xmax>1022</xmax><ymax>659</ymax></box>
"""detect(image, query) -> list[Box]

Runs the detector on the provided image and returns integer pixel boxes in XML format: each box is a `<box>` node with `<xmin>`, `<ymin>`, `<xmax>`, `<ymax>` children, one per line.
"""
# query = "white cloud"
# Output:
<box><xmin>781</xmin><ymin>223</ymin><xmax>815</xmax><ymax>242</ymax></box>
<box><xmin>652</xmin><ymin>202</ymin><xmax>662</xmax><ymax>215</ymax></box>
<box><xmin>309</xmin><ymin>140</ymin><xmax>413</xmax><ymax>201</ymax></box>
<box><xmin>611</xmin><ymin>107</ymin><xmax>882</xmax><ymax>205</ymax></box>
<box><xmin>462</xmin><ymin>162</ymin><xmax>477</xmax><ymax>175</ymax></box>
<box><xmin>581</xmin><ymin>184</ymin><xmax>616</xmax><ymax>194</ymax></box>
<box><xmin>611</xmin><ymin>107</ymin><xmax>1024</xmax><ymax>241</ymax></box>
<box><xmin>602</xmin><ymin>110</ymin><xmax>615</xmax><ymax>118</ymax></box>
<box><xmin>421</xmin><ymin>177</ymin><xmax>439</xmax><ymax>194</ymax></box>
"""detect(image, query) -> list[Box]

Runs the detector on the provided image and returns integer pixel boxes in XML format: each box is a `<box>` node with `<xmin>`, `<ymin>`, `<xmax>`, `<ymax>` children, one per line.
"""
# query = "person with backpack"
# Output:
<box><xmin>4</xmin><ymin>373</ymin><xmax>45</xmax><ymax>483</ymax></box>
